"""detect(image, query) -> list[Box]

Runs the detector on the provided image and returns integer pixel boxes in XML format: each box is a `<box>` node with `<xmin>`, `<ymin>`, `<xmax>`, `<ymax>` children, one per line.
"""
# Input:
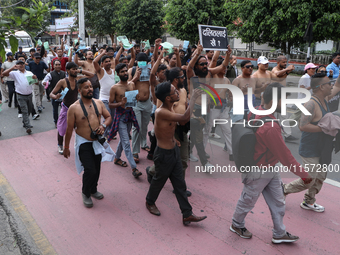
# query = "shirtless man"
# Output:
<box><xmin>252</xmin><ymin>56</ymin><xmax>273</xmax><ymax>106</ymax></box>
<box><xmin>271</xmin><ymin>56</ymin><xmax>297</xmax><ymax>141</ymax></box>
<box><xmin>147</xmin><ymin>67</ymin><xmax>192</xmax><ymax>195</ymax></box>
<box><xmin>107</xmin><ymin>63</ymin><xmax>142</xmax><ymax>178</ymax></box>
<box><xmin>94</xmin><ymin>50</ymin><xmax>116</xmax><ymax>137</ymax></box>
<box><xmin>50</xmin><ymin>62</ymin><xmax>94</xmax><ymax>155</ymax></box>
<box><xmin>271</xmin><ymin>55</ymin><xmax>295</xmax><ymax>86</ymax></box>
<box><xmin>74</xmin><ymin>50</ymin><xmax>101</xmax><ymax>99</ymax></box>
<box><xmin>186</xmin><ymin>43</ymin><xmax>231</xmax><ymax>167</ymax></box>
<box><xmin>128</xmin><ymin>52</ymin><xmax>153</xmax><ymax>163</ymax></box>
<box><xmin>63</xmin><ymin>78</ymin><xmax>114</xmax><ymax>208</ymax></box>
<box><xmin>204</xmin><ymin>51</ymin><xmax>233</xmax><ymax>161</ymax></box>
<box><xmin>147</xmin><ymin>50</ymin><xmax>168</xmax><ymax>160</ymax></box>
<box><xmin>145</xmin><ymin>81</ymin><xmax>207</xmax><ymax>226</ymax></box>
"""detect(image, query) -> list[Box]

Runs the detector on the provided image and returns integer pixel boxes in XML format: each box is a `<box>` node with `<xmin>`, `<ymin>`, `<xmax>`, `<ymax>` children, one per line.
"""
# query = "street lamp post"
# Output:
<box><xmin>78</xmin><ymin>0</ymin><xmax>85</xmax><ymax>43</ymax></box>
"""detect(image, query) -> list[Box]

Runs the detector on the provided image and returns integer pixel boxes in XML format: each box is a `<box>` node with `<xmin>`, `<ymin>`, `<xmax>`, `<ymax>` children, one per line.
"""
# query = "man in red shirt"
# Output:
<box><xmin>51</xmin><ymin>48</ymin><xmax>71</xmax><ymax>71</ymax></box>
<box><xmin>230</xmin><ymin>83</ymin><xmax>312</xmax><ymax>244</ymax></box>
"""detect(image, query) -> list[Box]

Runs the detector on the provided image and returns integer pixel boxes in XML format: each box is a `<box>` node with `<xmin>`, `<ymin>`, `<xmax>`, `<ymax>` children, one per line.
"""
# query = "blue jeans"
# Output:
<box><xmin>253</xmin><ymin>97</ymin><xmax>261</xmax><ymax>107</ymax></box>
<box><xmin>102</xmin><ymin>100</ymin><xmax>115</xmax><ymax>137</ymax></box>
<box><xmin>93</xmin><ymin>87</ymin><xmax>100</xmax><ymax>99</ymax></box>
<box><xmin>115</xmin><ymin>114</ymin><xmax>137</xmax><ymax>169</ymax></box>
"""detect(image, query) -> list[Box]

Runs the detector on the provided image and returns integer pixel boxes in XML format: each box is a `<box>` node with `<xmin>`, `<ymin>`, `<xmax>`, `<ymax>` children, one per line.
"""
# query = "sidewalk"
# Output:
<box><xmin>0</xmin><ymin>129</ymin><xmax>339</xmax><ymax>255</ymax></box>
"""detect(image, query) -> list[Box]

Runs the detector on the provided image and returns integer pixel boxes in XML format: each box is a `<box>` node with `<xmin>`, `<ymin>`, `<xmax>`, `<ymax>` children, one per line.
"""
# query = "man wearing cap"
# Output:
<box><xmin>15</xmin><ymin>46</ymin><xmax>25</xmax><ymax>60</ymax></box>
<box><xmin>283</xmin><ymin>72</ymin><xmax>333</xmax><ymax>212</ymax></box>
<box><xmin>28</xmin><ymin>52</ymin><xmax>49</xmax><ymax>112</ymax></box>
<box><xmin>288</xmin><ymin>63</ymin><xmax>317</xmax><ymax>124</ymax></box>
<box><xmin>326</xmin><ymin>52</ymin><xmax>340</xmax><ymax>79</ymax></box>
<box><xmin>128</xmin><ymin>52</ymin><xmax>153</xmax><ymax>163</ymax></box>
<box><xmin>1</xmin><ymin>52</ymin><xmax>17</xmax><ymax>108</ymax></box>
<box><xmin>252</xmin><ymin>56</ymin><xmax>273</xmax><ymax>107</ymax></box>
<box><xmin>2</xmin><ymin>59</ymin><xmax>37</xmax><ymax>134</ymax></box>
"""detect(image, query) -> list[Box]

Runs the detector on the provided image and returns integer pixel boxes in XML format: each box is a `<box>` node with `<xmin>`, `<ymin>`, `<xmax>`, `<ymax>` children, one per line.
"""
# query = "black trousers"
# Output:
<box><xmin>52</xmin><ymin>99</ymin><xmax>61</xmax><ymax>124</ymax></box>
<box><xmin>79</xmin><ymin>142</ymin><xmax>102</xmax><ymax>197</ymax></box>
<box><xmin>7</xmin><ymin>81</ymin><xmax>18</xmax><ymax>108</ymax></box>
<box><xmin>190</xmin><ymin>118</ymin><xmax>208</xmax><ymax>166</ymax></box>
<box><xmin>146</xmin><ymin>145</ymin><xmax>192</xmax><ymax>218</ymax></box>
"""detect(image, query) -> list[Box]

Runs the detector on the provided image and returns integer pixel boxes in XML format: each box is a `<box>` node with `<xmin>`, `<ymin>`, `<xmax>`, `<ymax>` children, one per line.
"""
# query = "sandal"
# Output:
<box><xmin>114</xmin><ymin>159</ymin><xmax>128</xmax><ymax>167</ymax></box>
<box><xmin>133</xmin><ymin>154</ymin><xmax>139</xmax><ymax>163</ymax></box>
<box><xmin>132</xmin><ymin>168</ymin><xmax>142</xmax><ymax>178</ymax></box>
<box><xmin>142</xmin><ymin>146</ymin><xmax>151</xmax><ymax>152</ymax></box>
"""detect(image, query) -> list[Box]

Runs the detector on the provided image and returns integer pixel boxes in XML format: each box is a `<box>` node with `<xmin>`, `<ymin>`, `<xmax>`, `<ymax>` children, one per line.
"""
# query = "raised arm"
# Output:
<box><xmin>208</xmin><ymin>45</ymin><xmax>231</xmax><ymax>75</ymax></box>
<box><xmin>128</xmin><ymin>46</ymin><xmax>135</xmax><ymax>69</ymax></box>
<box><xmin>93</xmin><ymin>50</ymin><xmax>106</xmax><ymax>76</ymax></box>
<box><xmin>115</xmin><ymin>42</ymin><xmax>124</xmax><ymax>66</ymax></box>
<box><xmin>153</xmin><ymin>38</ymin><xmax>162</xmax><ymax>62</ymax></box>
<box><xmin>173</xmin><ymin>47</ymin><xmax>181</xmax><ymax>68</ymax></box>
<box><xmin>187</xmin><ymin>43</ymin><xmax>203</xmax><ymax>80</ymax></box>
<box><xmin>74</xmin><ymin>51</ymin><xmax>85</xmax><ymax>67</ymax></box>
<box><xmin>49</xmin><ymin>46</ymin><xmax>56</xmax><ymax>57</ymax></box>
<box><xmin>68</xmin><ymin>47</ymin><xmax>73</xmax><ymax>63</ymax></box>
<box><xmin>209</xmin><ymin>50</ymin><xmax>220</xmax><ymax>68</ymax></box>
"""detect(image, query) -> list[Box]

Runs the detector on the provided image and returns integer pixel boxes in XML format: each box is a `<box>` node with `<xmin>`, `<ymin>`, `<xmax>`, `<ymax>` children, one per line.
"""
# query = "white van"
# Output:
<box><xmin>5</xmin><ymin>31</ymin><xmax>34</xmax><ymax>55</ymax></box>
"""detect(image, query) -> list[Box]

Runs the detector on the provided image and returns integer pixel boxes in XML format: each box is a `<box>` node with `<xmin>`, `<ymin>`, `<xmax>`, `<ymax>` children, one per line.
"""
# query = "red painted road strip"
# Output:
<box><xmin>0</xmin><ymin>129</ymin><xmax>339</xmax><ymax>254</ymax></box>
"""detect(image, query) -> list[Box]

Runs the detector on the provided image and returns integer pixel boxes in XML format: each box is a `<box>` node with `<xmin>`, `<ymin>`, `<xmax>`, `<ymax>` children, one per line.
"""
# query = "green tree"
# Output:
<box><xmin>0</xmin><ymin>0</ymin><xmax>52</xmax><ymax>60</ymax></box>
<box><xmin>115</xmin><ymin>0</ymin><xmax>165</xmax><ymax>42</ymax></box>
<box><xmin>63</xmin><ymin>0</ymin><xmax>117</xmax><ymax>42</ymax></box>
<box><xmin>225</xmin><ymin>0</ymin><xmax>340</xmax><ymax>54</ymax></box>
<box><xmin>165</xmin><ymin>0</ymin><xmax>229</xmax><ymax>44</ymax></box>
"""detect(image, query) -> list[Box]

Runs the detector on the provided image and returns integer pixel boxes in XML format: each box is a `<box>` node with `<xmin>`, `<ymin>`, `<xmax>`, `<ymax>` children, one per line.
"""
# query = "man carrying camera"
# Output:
<box><xmin>63</xmin><ymin>78</ymin><xmax>114</xmax><ymax>208</ymax></box>
<box><xmin>50</xmin><ymin>62</ymin><xmax>94</xmax><ymax>155</ymax></box>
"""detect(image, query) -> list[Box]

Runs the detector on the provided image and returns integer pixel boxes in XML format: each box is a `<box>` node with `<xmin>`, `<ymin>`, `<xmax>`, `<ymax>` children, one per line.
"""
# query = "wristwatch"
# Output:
<box><xmin>101</xmin><ymin>123</ymin><xmax>107</xmax><ymax>129</ymax></box>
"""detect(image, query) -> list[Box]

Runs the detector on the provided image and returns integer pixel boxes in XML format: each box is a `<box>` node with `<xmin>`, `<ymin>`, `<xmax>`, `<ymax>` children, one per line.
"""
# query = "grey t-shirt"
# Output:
<box><xmin>2</xmin><ymin>60</ymin><xmax>17</xmax><ymax>82</ymax></box>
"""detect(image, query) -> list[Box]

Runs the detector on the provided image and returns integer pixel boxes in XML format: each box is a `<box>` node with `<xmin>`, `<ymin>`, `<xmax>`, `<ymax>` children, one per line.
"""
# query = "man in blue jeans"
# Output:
<box><xmin>108</xmin><ymin>63</ymin><xmax>142</xmax><ymax>178</ymax></box>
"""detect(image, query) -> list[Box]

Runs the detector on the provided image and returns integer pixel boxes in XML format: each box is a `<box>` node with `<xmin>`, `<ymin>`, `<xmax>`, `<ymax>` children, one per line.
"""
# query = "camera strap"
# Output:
<box><xmin>79</xmin><ymin>98</ymin><xmax>100</xmax><ymax>133</ymax></box>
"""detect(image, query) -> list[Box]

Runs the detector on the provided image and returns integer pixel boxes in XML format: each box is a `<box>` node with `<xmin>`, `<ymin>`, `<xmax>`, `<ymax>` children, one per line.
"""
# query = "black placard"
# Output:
<box><xmin>198</xmin><ymin>25</ymin><xmax>229</xmax><ymax>51</ymax></box>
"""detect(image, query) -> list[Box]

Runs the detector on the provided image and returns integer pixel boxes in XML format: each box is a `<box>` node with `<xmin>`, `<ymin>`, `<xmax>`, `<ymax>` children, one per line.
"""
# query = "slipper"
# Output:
<box><xmin>133</xmin><ymin>154</ymin><xmax>139</xmax><ymax>163</ymax></box>
<box><xmin>114</xmin><ymin>159</ymin><xmax>128</xmax><ymax>167</ymax></box>
<box><xmin>142</xmin><ymin>146</ymin><xmax>151</xmax><ymax>152</ymax></box>
<box><xmin>132</xmin><ymin>169</ymin><xmax>142</xmax><ymax>178</ymax></box>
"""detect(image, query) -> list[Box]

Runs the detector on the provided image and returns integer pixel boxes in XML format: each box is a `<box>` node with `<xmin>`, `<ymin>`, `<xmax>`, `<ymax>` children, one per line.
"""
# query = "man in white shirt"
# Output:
<box><xmin>2</xmin><ymin>59</ymin><xmax>37</xmax><ymax>134</ymax></box>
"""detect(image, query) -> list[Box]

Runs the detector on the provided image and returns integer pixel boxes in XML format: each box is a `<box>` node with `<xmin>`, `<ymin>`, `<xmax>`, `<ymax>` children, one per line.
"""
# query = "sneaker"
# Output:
<box><xmin>82</xmin><ymin>193</ymin><xmax>93</xmax><ymax>208</ymax></box>
<box><xmin>189</xmin><ymin>154</ymin><xmax>199</xmax><ymax>162</ymax></box>
<box><xmin>58</xmin><ymin>145</ymin><xmax>63</xmax><ymax>155</ymax></box>
<box><xmin>26</xmin><ymin>128</ymin><xmax>32</xmax><ymax>135</ymax></box>
<box><xmin>285</xmin><ymin>135</ymin><xmax>298</xmax><ymax>142</ymax></box>
<box><xmin>18</xmin><ymin>113</ymin><xmax>23</xmax><ymax>118</ymax></box>
<box><xmin>204</xmin><ymin>162</ymin><xmax>214</xmax><ymax>173</ymax></box>
<box><xmin>300</xmin><ymin>201</ymin><xmax>325</xmax><ymax>212</ymax></box>
<box><xmin>209</xmin><ymin>133</ymin><xmax>221</xmax><ymax>139</ymax></box>
<box><xmin>272</xmin><ymin>232</ymin><xmax>299</xmax><ymax>244</ymax></box>
<box><xmin>205</xmin><ymin>152</ymin><xmax>210</xmax><ymax>158</ymax></box>
<box><xmin>33</xmin><ymin>114</ymin><xmax>40</xmax><ymax>120</ymax></box>
<box><xmin>230</xmin><ymin>224</ymin><xmax>252</xmax><ymax>239</ymax></box>
<box><xmin>37</xmin><ymin>106</ymin><xmax>42</xmax><ymax>113</ymax></box>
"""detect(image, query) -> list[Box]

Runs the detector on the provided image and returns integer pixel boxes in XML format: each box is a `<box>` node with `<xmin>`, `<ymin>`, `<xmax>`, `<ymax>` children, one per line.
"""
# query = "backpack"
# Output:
<box><xmin>232</xmin><ymin>111</ymin><xmax>276</xmax><ymax>172</ymax></box>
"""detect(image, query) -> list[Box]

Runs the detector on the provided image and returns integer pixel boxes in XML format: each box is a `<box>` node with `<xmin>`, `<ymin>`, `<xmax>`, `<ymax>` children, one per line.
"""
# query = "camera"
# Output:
<box><xmin>90</xmin><ymin>131</ymin><xmax>106</xmax><ymax>145</ymax></box>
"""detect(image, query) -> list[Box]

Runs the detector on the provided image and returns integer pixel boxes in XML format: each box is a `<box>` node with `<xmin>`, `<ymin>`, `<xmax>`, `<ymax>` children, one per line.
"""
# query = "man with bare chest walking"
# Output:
<box><xmin>145</xmin><ymin>81</ymin><xmax>207</xmax><ymax>225</ymax></box>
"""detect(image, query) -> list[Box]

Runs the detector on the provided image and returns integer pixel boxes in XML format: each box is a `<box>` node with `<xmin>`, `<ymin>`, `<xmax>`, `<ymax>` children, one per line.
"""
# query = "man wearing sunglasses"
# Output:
<box><xmin>283</xmin><ymin>72</ymin><xmax>334</xmax><ymax>212</ymax></box>
<box><xmin>231</xmin><ymin>60</ymin><xmax>257</xmax><ymax>122</ymax></box>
